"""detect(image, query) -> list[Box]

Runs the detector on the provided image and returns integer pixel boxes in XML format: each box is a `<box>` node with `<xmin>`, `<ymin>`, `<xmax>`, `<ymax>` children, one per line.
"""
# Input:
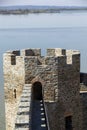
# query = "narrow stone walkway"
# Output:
<box><xmin>15</xmin><ymin>84</ymin><xmax>32</xmax><ymax>130</ymax></box>
<box><xmin>32</xmin><ymin>100</ymin><xmax>48</xmax><ymax>130</ymax></box>
<box><xmin>15</xmin><ymin>84</ymin><xmax>48</xmax><ymax>130</ymax></box>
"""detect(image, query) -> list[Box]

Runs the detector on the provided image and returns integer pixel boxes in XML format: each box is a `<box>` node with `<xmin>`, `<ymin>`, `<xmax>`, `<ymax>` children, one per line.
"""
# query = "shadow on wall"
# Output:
<box><xmin>80</xmin><ymin>73</ymin><xmax>87</xmax><ymax>86</ymax></box>
<box><xmin>32</xmin><ymin>82</ymin><xmax>42</xmax><ymax>100</ymax></box>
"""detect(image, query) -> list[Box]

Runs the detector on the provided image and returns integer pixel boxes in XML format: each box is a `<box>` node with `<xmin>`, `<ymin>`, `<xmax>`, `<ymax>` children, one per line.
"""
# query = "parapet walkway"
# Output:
<box><xmin>32</xmin><ymin>100</ymin><xmax>47</xmax><ymax>130</ymax></box>
<box><xmin>15</xmin><ymin>84</ymin><xmax>48</xmax><ymax>130</ymax></box>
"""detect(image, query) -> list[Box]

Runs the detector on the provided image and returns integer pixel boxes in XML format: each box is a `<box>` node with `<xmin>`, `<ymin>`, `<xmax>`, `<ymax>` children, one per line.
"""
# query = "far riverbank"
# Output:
<box><xmin>0</xmin><ymin>6</ymin><xmax>87</xmax><ymax>15</ymax></box>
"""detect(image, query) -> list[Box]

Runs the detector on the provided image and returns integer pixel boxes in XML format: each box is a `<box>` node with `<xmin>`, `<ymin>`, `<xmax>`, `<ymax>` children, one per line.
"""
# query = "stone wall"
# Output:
<box><xmin>3</xmin><ymin>50</ymin><xmax>25</xmax><ymax>130</ymax></box>
<box><xmin>25</xmin><ymin>55</ymin><xmax>58</xmax><ymax>101</ymax></box>
<box><xmin>3</xmin><ymin>50</ymin><xmax>25</xmax><ymax>101</ymax></box>
<box><xmin>3</xmin><ymin>48</ymin><xmax>82</xmax><ymax>130</ymax></box>
<box><xmin>80</xmin><ymin>92</ymin><xmax>87</xmax><ymax>130</ymax></box>
<box><xmin>45</xmin><ymin>49</ymin><xmax>82</xmax><ymax>130</ymax></box>
<box><xmin>3</xmin><ymin>49</ymin><xmax>42</xmax><ymax>130</ymax></box>
<box><xmin>57</xmin><ymin>55</ymin><xmax>81</xmax><ymax>130</ymax></box>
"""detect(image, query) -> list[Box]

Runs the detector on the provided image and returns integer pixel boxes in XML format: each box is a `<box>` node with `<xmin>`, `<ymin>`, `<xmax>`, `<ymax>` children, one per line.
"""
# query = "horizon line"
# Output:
<box><xmin>0</xmin><ymin>4</ymin><xmax>87</xmax><ymax>7</ymax></box>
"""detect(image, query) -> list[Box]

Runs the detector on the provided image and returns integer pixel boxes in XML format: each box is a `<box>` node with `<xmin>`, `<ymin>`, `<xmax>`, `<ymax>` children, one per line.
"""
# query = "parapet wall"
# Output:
<box><xmin>45</xmin><ymin>48</ymin><xmax>81</xmax><ymax>130</ymax></box>
<box><xmin>47</xmin><ymin>48</ymin><xmax>80</xmax><ymax>65</ymax></box>
<box><xmin>3</xmin><ymin>51</ymin><xmax>25</xmax><ymax>101</ymax></box>
<box><xmin>3</xmin><ymin>47</ymin><xmax>80</xmax><ymax>102</ymax></box>
<box><xmin>3</xmin><ymin>48</ymin><xmax>41</xmax><ymax>100</ymax></box>
<box><xmin>3</xmin><ymin>48</ymin><xmax>80</xmax><ymax>68</ymax></box>
<box><xmin>80</xmin><ymin>92</ymin><xmax>87</xmax><ymax>130</ymax></box>
<box><xmin>3</xmin><ymin>48</ymin><xmax>81</xmax><ymax>130</ymax></box>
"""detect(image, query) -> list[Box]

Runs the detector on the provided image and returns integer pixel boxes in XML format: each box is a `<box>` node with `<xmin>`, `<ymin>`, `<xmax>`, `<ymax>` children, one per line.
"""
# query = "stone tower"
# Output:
<box><xmin>3</xmin><ymin>48</ymin><xmax>82</xmax><ymax>130</ymax></box>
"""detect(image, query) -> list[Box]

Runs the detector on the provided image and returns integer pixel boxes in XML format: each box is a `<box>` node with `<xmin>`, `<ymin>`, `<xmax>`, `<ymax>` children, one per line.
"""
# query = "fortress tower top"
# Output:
<box><xmin>3</xmin><ymin>48</ymin><xmax>81</xmax><ymax>130</ymax></box>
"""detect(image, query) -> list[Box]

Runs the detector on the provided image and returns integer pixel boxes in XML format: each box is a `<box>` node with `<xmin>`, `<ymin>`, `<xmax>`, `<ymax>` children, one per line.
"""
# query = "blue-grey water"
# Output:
<box><xmin>1</xmin><ymin>0</ymin><xmax>87</xmax><ymax>6</ymax></box>
<box><xmin>0</xmin><ymin>27</ymin><xmax>87</xmax><ymax>72</ymax></box>
<box><xmin>1</xmin><ymin>12</ymin><xmax>87</xmax><ymax>130</ymax></box>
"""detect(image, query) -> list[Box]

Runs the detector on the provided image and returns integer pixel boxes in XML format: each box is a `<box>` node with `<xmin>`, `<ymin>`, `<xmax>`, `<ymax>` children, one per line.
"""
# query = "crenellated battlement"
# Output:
<box><xmin>47</xmin><ymin>48</ymin><xmax>66</xmax><ymax>56</ymax></box>
<box><xmin>47</xmin><ymin>48</ymin><xmax>80</xmax><ymax>56</ymax></box>
<box><xmin>3</xmin><ymin>48</ymin><xmax>80</xmax><ymax>66</ymax></box>
<box><xmin>3</xmin><ymin>48</ymin><xmax>41</xmax><ymax>58</ymax></box>
<box><xmin>47</xmin><ymin>48</ymin><xmax>80</xmax><ymax>64</ymax></box>
<box><xmin>3</xmin><ymin>48</ymin><xmax>81</xmax><ymax>130</ymax></box>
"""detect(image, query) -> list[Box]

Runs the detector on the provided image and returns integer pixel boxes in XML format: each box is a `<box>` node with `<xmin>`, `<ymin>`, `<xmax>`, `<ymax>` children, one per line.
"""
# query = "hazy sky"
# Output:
<box><xmin>0</xmin><ymin>0</ymin><xmax>87</xmax><ymax>6</ymax></box>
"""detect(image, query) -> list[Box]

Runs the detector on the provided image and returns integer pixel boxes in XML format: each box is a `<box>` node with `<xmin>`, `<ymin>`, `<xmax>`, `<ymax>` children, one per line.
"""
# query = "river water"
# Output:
<box><xmin>0</xmin><ymin>11</ymin><xmax>87</xmax><ymax>129</ymax></box>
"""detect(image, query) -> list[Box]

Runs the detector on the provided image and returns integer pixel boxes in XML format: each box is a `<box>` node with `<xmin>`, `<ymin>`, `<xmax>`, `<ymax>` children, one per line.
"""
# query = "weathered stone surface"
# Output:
<box><xmin>15</xmin><ymin>84</ymin><xmax>32</xmax><ymax>130</ymax></box>
<box><xmin>3</xmin><ymin>48</ymin><xmax>82</xmax><ymax>130</ymax></box>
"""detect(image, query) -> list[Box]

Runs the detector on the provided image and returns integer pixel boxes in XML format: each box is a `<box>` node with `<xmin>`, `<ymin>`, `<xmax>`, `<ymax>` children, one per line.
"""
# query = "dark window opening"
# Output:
<box><xmin>14</xmin><ymin>89</ymin><xmax>16</xmax><ymax>99</ymax></box>
<box><xmin>65</xmin><ymin>116</ymin><xmax>72</xmax><ymax>130</ymax></box>
<box><xmin>32</xmin><ymin>82</ymin><xmax>42</xmax><ymax>100</ymax></box>
<box><xmin>11</xmin><ymin>55</ymin><xmax>16</xmax><ymax>65</ymax></box>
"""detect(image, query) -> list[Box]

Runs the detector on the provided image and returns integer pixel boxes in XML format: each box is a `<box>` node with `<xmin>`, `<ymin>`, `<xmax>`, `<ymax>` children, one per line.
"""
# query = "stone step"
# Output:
<box><xmin>19</xmin><ymin>102</ymin><xmax>31</xmax><ymax>107</ymax></box>
<box><xmin>15</xmin><ymin>128</ymin><xmax>29</xmax><ymax>130</ymax></box>
<box><xmin>16</xmin><ymin>115</ymin><xmax>30</xmax><ymax>124</ymax></box>
<box><xmin>21</xmin><ymin>96</ymin><xmax>31</xmax><ymax>99</ymax></box>
<box><xmin>15</xmin><ymin>123</ymin><xmax>29</xmax><ymax>129</ymax></box>
<box><xmin>22</xmin><ymin>88</ymin><xmax>31</xmax><ymax>92</ymax></box>
<box><xmin>18</xmin><ymin>107</ymin><xmax>30</xmax><ymax>112</ymax></box>
<box><xmin>21</xmin><ymin>93</ymin><xmax>31</xmax><ymax>97</ymax></box>
<box><xmin>24</xmin><ymin>84</ymin><xmax>32</xmax><ymax>87</ymax></box>
<box><xmin>20</xmin><ymin>98</ymin><xmax>31</xmax><ymax>102</ymax></box>
<box><xmin>17</xmin><ymin>107</ymin><xmax>30</xmax><ymax>115</ymax></box>
<box><xmin>22</xmin><ymin>91</ymin><xmax>31</xmax><ymax>94</ymax></box>
<box><xmin>15</xmin><ymin>84</ymin><xmax>32</xmax><ymax>130</ymax></box>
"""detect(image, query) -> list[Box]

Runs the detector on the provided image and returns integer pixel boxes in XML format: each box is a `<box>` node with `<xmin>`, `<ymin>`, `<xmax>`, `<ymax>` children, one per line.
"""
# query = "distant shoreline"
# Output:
<box><xmin>0</xmin><ymin>8</ymin><xmax>87</xmax><ymax>15</ymax></box>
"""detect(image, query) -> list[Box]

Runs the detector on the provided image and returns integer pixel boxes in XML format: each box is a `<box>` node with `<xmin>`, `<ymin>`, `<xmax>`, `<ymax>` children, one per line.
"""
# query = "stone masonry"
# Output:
<box><xmin>3</xmin><ymin>48</ymin><xmax>83</xmax><ymax>130</ymax></box>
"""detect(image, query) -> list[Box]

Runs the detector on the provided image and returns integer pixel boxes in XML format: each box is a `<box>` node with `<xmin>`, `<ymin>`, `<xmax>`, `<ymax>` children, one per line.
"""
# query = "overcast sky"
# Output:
<box><xmin>0</xmin><ymin>0</ymin><xmax>87</xmax><ymax>6</ymax></box>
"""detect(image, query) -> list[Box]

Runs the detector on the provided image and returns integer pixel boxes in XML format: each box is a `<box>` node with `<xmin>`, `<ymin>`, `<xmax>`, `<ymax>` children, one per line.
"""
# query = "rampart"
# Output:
<box><xmin>3</xmin><ymin>48</ymin><xmax>82</xmax><ymax>130</ymax></box>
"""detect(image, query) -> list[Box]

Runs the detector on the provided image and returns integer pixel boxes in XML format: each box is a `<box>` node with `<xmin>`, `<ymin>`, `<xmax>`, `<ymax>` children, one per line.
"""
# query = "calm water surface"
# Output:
<box><xmin>0</xmin><ymin>27</ymin><xmax>87</xmax><ymax>72</ymax></box>
<box><xmin>1</xmin><ymin>12</ymin><xmax>87</xmax><ymax>130</ymax></box>
<box><xmin>1</xmin><ymin>12</ymin><xmax>87</xmax><ymax>28</ymax></box>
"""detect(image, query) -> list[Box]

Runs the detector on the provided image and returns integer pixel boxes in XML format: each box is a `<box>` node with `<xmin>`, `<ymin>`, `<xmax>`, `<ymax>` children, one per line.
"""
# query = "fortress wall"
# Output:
<box><xmin>57</xmin><ymin>53</ymin><xmax>82</xmax><ymax>130</ymax></box>
<box><xmin>47</xmin><ymin>48</ymin><xmax>66</xmax><ymax>56</ymax></box>
<box><xmin>44</xmin><ymin>55</ymin><xmax>64</xmax><ymax>130</ymax></box>
<box><xmin>3</xmin><ymin>52</ymin><xmax>25</xmax><ymax>101</ymax></box>
<box><xmin>24</xmin><ymin>56</ymin><xmax>40</xmax><ymax>84</ymax></box>
<box><xmin>21</xmin><ymin>48</ymin><xmax>41</xmax><ymax>56</ymax></box>
<box><xmin>44</xmin><ymin>56</ymin><xmax>58</xmax><ymax>101</ymax></box>
<box><xmin>58</xmin><ymin>54</ymin><xmax>82</xmax><ymax>130</ymax></box>
<box><xmin>3</xmin><ymin>51</ymin><xmax>25</xmax><ymax>130</ymax></box>
<box><xmin>22</xmin><ymin>48</ymin><xmax>42</xmax><ymax>84</ymax></box>
<box><xmin>3</xmin><ymin>48</ymin><xmax>82</xmax><ymax>130</ymax></box>
<box><xmin>45</xmin><ymin>50</ymin><xmax>82</xmax><ymax>130</ymax></box>
<box><xmin>23</xmin><ymin>51</ymin><xmax>59</xmax><ymax>130</ymax></box>
<box><xmin>47</xmin><ymin>49</ymin><xmax>55</xmax><ymax>56</ymax></box>
<box><xmin>80</xmin><ymin>92</ymin><xmax>87</xmax><ymax>130</ymax></box>
<box><xmin>24</xmin><ymin>55</ymin><xmax>58</xmax><ymax>102</ymax></box>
